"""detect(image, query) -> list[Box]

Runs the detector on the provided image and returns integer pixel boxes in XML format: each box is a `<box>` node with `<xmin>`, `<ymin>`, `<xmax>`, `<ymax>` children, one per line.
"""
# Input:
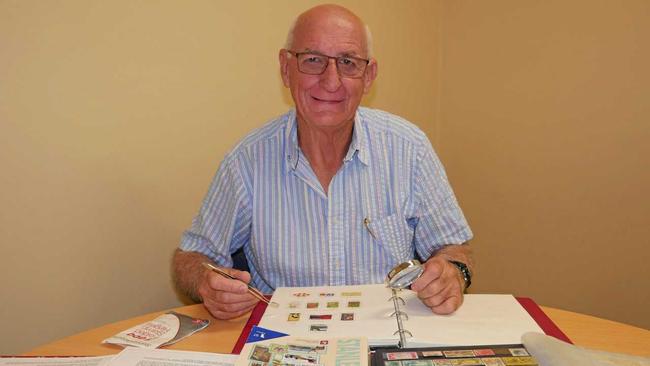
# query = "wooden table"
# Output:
<box><xmin>25</xmin><ymin>304</ymin><xmax>650</xmax><ymax>357</ymax></box>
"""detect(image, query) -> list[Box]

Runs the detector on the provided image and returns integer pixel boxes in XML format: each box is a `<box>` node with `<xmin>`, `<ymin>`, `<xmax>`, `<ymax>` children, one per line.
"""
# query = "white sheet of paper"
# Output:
<box><xmin>522</xmin><ymin>332</ymin><xmax>650</xmax><ymax>366</ymax></box>
<box><xmin>106</xmin><ymin>348</ymin><xmax>237</xmax><ymax>366</ymax></box>
<box><xmin>0</xmin><ymin>356</ymin><xmax>114</xmax><ymax>366</ymax></box>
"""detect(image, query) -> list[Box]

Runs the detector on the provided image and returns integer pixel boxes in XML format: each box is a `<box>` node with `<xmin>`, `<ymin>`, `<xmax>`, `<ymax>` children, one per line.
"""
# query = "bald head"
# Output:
<box><xmin>285</xmin><ymin>4</ymin><xmax>373</xmax><ymax>58</ymax></box>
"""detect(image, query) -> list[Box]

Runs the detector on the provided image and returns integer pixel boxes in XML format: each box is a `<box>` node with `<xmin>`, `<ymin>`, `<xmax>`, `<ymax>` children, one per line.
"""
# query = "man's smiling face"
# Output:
<box><xmin>280</xmin><ymin>7</ymin><xmax>376</xmax><ymax>131</ymax></box>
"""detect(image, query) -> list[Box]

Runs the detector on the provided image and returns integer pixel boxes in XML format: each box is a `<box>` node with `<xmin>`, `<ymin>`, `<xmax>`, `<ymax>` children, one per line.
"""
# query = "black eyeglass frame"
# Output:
<box><xmin>286</xmin><ymin>50</ymin><xmax>370</xmax><ymax>79</ymax></box>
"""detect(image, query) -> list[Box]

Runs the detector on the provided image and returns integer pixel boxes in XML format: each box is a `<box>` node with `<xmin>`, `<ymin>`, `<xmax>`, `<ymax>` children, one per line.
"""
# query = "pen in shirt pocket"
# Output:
<box><xmin>363</xmin><ymin>217</ymin><xmax>377</xmax><ymax>239</ymax></box>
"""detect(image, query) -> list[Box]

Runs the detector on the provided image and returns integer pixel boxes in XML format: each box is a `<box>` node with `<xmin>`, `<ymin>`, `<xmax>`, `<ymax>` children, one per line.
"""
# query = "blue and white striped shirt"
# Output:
<box><xmin>180</xmin><ymin>107</ymin><xmax>472</xmax><ymax>293</ymax></box>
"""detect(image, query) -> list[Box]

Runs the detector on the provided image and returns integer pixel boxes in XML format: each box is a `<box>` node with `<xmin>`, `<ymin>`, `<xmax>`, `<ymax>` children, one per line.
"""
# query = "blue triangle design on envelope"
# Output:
<box><xmin>246</xmin><ymin>326</ymin><xmax>289</xmax><ymax>343</ymax></box>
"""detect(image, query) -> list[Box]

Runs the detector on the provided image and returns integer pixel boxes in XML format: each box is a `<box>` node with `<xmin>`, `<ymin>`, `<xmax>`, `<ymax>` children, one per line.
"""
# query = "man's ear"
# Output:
<box><xmin>363</xmin><ymin>58</ymin><xmax>378</xmax><ymax>94</ymax></box>
<box><xmin>279</xmin><ymin>49</ymin><xmax>290</xmax><ymax>87</ymax></box>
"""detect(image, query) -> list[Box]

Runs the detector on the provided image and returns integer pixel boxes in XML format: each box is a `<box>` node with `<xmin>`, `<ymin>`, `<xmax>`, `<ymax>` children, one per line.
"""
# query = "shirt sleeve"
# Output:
<box><xmin>412</xmin><ymin>138</ymin><xmax>473</xmax><ymax>260</ymax></box>
<box><xmin>178</xmin><ymin>154</ymin><xmax>252</xmax><ymax>267</ymax></box>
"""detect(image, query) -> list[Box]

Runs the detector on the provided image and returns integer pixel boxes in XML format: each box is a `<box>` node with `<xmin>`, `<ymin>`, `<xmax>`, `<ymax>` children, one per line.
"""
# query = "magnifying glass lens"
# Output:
<box><xmin>387</xmin><ymin>260</ymin><xmax>424</xmax><ymax>289</ymax></box>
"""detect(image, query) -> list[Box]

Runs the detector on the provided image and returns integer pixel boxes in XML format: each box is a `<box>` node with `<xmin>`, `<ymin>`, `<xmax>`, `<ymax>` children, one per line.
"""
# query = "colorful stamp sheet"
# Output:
<box><xmin>473</xmin><ymin>349</ymin><xmax>496</xmax><ymax>356</ymax></box>
<box><xmin>340</xmin><ymin>313</ymin><xmax>354</xmax><ymax>321</ymax></box>
<box><xmin>442</xmin><ymin>351</ymin><xmax>475</xmax><ymax>358</ymax></box>
<box><xmin>448</xmin><ymin>359</ymin><xmax>482</xmax><ymax>366</ymax></box>
<box><xmin>309</xmin><ymin>324</ymin><xmax>328</xmax><ymax>332</ymax></box>
<box><xmin>480</xmin><ymin>358</ymin><xmax>506</xmax><ymax>366</ymax></box>
<box><xmin>288</xmin><ymin>344</ymin><xmax>324</xmax><ymax>353</ymax></box>
<box><xmin>402</xmin><ymin>360</ymin><xmax>433</xmax><ymax>366</ymax></box>
<box><xmin>508</xmin><ymin>349</ymin><xmax>529</xmax><ymax>357</ymax></box>
<box><xmin>386</xmin><ymin>352</ymin><xmax>419</xmax><ymax>361</ymax></box>
<box><xmin>281</xmin><ymin>352</ymin><xmax>319</xmax><ymax>365</ymax></box>
<box><xmin>421</xmin><ymin>351</ymin><xmax>443</xmax><ymax>357</ymax></box>
<box><xmin>431</xmin><ymin>360</ymin><xmax>453</xmax><ymax>366</ymax></box>
<box><xmin>500</xmin><ymin>357</ymin><xmax>537</xmax><ymax>365</ymax></box>
<box><xmin>491</xmin><ymin>349</ymin><xmax>515</xmax><ymax>357</ymax></box>
<box><xmin>269</xmin><ymin>344</ymin><xmax>287</xmax><ymax>354</ymax></box>
<box><xmin>249</xmin><ymin>345</ymin><xmax>272</xmax><ymax>362</ymax></box>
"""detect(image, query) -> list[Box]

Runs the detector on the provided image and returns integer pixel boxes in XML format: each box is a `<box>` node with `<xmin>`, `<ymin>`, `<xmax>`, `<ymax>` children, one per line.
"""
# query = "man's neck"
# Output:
<box><xmin>297</xmin><ymin>118</ymin><xmax>354</xmax><ymax>194</ymax></box>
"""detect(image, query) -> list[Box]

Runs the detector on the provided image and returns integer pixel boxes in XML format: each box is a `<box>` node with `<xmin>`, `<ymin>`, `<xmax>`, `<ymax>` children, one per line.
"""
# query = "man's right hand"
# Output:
<box><xmin>197</xmin><ymin>266</ymin><xmax>258</xmax><ymax>320</ymax></box>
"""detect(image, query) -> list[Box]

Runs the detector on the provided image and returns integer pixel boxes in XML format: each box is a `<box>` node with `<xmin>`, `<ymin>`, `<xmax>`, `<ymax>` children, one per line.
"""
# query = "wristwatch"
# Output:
<box><xmin>448</xmin><ymin>260</ymin><xmax>472</xmax><ymax>291</ymax></box>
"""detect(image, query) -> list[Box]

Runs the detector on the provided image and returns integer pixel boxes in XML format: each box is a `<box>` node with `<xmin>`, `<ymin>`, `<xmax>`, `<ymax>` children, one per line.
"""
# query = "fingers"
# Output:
<box><xmin>411</xmin><ymin>257</ymin><xmax>465</xmax><ymax>314</ymax></box>
<box><xmin>430</xmin><ymin>293</ymin><xmax>463</xmax><ymax>315</ymax></box>
<box><xmin>199</xmin><ymin>266</ymin><xmax>259</xmax><ymax>320</ymax></box>
<box><xmin>206</xmin><ymin>304</ymin><xmax>258</xmax><ymax>320</ymax></box>
<box><xmin>410</xmin><ymin>258</ymin><xmax>444</xmax><ymax>292</ymax></box>
<box><xmin>228</xmin><ymin>268</ymin><xmax>252</xmax><ymax>284</ymax></box>
<box><xmin>203</xmin><ymin>292</ymin><xmax>258</xmax><ymax>319</ymax></box>
<box><xmin>206</xmin><ymin>268</ymin><xmax>250</xmax><ymax>294</ymax></box>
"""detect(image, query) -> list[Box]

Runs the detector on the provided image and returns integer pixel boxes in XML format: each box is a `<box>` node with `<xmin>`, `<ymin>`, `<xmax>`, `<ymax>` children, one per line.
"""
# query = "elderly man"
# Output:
<box><xmin>173</xmin><ymin>4</ymin><xmax>473</xmax><ymax>320</ymax></box>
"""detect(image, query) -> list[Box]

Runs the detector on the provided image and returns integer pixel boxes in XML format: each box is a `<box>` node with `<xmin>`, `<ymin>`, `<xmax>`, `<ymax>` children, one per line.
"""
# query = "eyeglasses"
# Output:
<box><xmin>286</xmin><ymin>50</ymin><xmax>370</xmax><ymax>79</ymax></box>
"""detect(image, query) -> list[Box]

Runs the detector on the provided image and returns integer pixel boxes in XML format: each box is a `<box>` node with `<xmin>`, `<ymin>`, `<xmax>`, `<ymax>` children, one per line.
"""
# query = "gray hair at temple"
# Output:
<box><xmin>283</xmin><ymin>15</ymin><xmax>374</xmax><ymax>58</ymax></box>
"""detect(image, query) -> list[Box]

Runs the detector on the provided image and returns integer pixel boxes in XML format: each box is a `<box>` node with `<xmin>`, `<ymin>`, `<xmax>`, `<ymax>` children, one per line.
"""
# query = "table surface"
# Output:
<box><xmin>25</xmin><ymin>303</ymin><xmax>650</xmax><ymax>357</ymax></box>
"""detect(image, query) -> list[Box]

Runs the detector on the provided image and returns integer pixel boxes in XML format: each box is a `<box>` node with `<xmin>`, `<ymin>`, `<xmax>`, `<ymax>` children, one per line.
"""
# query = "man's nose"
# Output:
<box><xmin>319</xmin><ymin>59</ymin><xmax>342</xmax><ymax>91</ymax></box>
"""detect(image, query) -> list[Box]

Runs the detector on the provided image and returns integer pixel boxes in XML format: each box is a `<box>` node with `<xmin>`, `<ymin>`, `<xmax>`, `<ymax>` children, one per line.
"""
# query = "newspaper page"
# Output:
<box><xmin>107</xmin><ymin>348</ymin><xmax>236</xmax><ymax>366</ymax></box>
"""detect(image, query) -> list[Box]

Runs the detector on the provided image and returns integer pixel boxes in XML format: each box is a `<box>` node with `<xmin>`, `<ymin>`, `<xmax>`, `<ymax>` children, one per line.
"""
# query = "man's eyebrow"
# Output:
<box><xmin>338</xmin><ymin>51</ymin><xmax>362</xmax><ymax>57</ymax></box>
<box><xmin>300</xmin><ymin>48</ymin><xmax>364</xmax><ymax>58</ymax></box>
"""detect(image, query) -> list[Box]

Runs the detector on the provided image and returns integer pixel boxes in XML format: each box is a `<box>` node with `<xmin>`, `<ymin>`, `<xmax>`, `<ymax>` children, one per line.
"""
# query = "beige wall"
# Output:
<box><xmin>438</xmin><ymin>0</ymin><xmax>650</xmax><ymax>329</ymax></box>
<box><xmin>0</xmin><ymin>0</ymin><xmax>647</xmax><ymax>355</ymax></box>
<box><xmin>0</xmin><ymin>0</ymin><xmax>440</xmax><ymax>353</ymax></box>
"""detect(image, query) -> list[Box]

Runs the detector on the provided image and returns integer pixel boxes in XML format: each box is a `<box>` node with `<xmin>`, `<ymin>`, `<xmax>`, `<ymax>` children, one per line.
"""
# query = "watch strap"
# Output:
<box><xmin>448</xmin><ymin>260</ymin><xmax>472</xmax><ymax>291</ymax></box>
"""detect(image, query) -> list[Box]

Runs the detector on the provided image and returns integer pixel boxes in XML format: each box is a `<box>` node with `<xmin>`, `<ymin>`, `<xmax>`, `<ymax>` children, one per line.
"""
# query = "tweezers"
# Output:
<box><xmin>202</xmin><ymin>262</ymin><xmax>278</xmax><ymax>307</ymax></box>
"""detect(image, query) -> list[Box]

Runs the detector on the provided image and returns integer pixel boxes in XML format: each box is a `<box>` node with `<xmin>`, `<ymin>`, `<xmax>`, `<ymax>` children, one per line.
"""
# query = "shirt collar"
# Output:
<box><xmin>284</xmin><ymin>109</ymin><xmax>370</xmax><ymax>172</ymax></box>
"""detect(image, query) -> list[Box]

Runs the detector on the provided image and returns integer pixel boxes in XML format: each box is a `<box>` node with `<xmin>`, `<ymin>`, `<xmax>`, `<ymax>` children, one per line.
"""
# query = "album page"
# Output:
<box><xmin>259</xmin><ymin>283</ymin><xmax>400</xmax><ymax>347</ymax></box>
<box><xmin>259</xmin><ymin>284</ymin><xmax>544</xmax><ymax>347</ymax></box>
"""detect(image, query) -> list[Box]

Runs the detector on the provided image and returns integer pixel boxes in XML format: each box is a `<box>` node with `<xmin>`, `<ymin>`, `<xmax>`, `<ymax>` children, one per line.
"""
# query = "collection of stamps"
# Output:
<box><xmin>247</xmin><ymin>340</ymin><xmax>329</xmax><ymax>366</ymax></box>
<box><xmin>379</xmin><ymin>347</ymin><xmax>536</xmax><ymax>366</ymax></box>
<box><xmin>283</xmin><ymin>291</ymin><xmax>363</xmax><ymax>333</ymax></box>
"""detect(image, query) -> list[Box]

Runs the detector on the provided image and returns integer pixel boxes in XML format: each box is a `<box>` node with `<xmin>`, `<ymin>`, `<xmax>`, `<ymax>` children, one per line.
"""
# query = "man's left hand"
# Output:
<box><xmin>410</xmin><ymin>255</ymin><xmax>465</xmax><ymax>314</ymax></box>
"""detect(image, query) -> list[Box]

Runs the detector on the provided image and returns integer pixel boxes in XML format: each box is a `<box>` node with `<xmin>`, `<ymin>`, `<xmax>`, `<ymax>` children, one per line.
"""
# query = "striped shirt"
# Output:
<box><xmin>180</xmin><ymin>107</ymin><xmax>472</xmax><ymax>293</ymax></box>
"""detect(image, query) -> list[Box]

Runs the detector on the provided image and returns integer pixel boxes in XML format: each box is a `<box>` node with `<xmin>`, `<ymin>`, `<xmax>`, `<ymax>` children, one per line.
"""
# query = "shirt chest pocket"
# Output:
<box><xmin>367</xmin><ymin>213</ymin><xmax>415</xmax><ymax>263</ymax></box>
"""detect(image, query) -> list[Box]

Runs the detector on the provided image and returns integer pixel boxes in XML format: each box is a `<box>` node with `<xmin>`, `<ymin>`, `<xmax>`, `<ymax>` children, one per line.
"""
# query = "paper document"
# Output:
<box><xmin>106</xmin><ymin>348</ymin><xmax>237</xmax><ymax>366</ymax></box>
<box><xmin>0</xmin><ymin>356</ymin><xmax>114</xmax><ymax>366</ymax></box>
<box><xmin>522</xmin><ymin>332</ymin><xmax>650</xmax><ymax>366</ymax></box>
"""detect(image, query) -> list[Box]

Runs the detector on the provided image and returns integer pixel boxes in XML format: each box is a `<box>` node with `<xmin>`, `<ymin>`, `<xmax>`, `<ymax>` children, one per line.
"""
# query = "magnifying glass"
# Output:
<box><xmin>386</xmin><ymin>259</ymin><xmax>424</xmax><ymax>289</ymax></box>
